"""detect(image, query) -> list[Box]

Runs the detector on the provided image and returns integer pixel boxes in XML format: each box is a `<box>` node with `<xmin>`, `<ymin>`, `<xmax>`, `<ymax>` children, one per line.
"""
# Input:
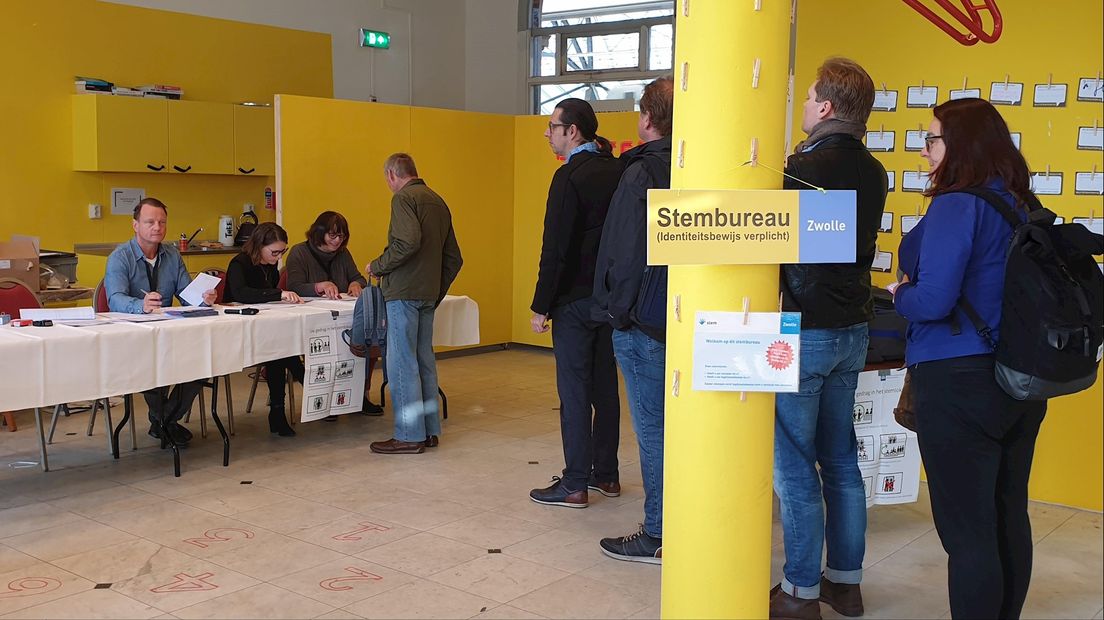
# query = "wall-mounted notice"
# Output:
<box><xmin>1077</xmin><ymin>77</ymin><xmax>1104</xmax><ymax>102</ymax></box>
<box><xmin>301</xmin><ymin>309</ymin><xmax>365</xmax><ymax>422</ymax></box>
<box><xmin>1030</xmin><ymin>172</ymin><xmax>1064</xmax><ymax>195</ymax></box>
<box><xmin>907</xmin><ymin>85</ymin><xmax>938</xmax><ymax>108</ymax></box>
<box><xmin>901</xmin><ymin>214</ymin><xmax>923</xmax><ymax>234</ymax></box>
<box><xmin>902</xmin><ymin>170</ymin><xmax>930</xmax><ymax>192</ymax></box>
<box><xmin>887</xmin><ymin>171</ymin><xmax>896</xmax><ymax>192</ymax></box>
<box><xmin>1073</xmin><ymin>217</ymin><xmax>1104</xmax><ymax>236</ymax></box>
<box><xmin>1010</xmin><ymin>132</ymin><xmax>1022</xmax><ymax>150</ymax></box>
<box><xmin>1054</xmin><ymin>216</ymin><xmax>1065</xmax><ymax>224</ymax></box>
<box><xmin>879</xmin><ymin>212</ymin><xmax>894</xmax><ymax>233</ymax></box>
<box><xmin>904</xmin><ymin>130</ymin><xmax>927</xmax><ymax>151</ymax></box>
<box><xmin>949</xmin><ymin>88</ymin><xmax>982</xmax><ymax>100</ymax></box>
<box><xmin>692</xmin><ymin>311</ymin><xmax>801</xmax><ymax>393</ymax></box>
<box><xmin>872</xmin><ymin>89</ymin><xmax>898</xmax><ymax>111</ymax></box>
<box><xmin>866</xmin><ymin>131</ymin><xmax>895</xmax><ymax>152</ymax></box>
<box><xmin>1077</xmin><ymin>126</ymin><xmax>1104</xmax><ymax>150</ymax></box>
<box><xmin>855</xmin><ymin>369</ymin><xmax>921</xmax><ymax>507</ymax></box>
<box><xmin>1074</xmin><ymin>172</ymin><xmax>1104</xmax><ymax>195</ymax></box>
<box><xmin>111</xmin><ymin>187</ymin><xmax>146</xmax><ymax>216</ymax></box>
<box><xmin>990</xmin><ymin>81</ymin><xmax>1024</xmax><ymax>105</ymax></box>
<box><xmin>1033</xmin><ymin>83</ymin><xmax>1068</xmax><ymax>107</ymax></box>
<box><xmin>871</xmin><ymin>250</ymin><xmax>893</xmax><ymax>273</ymax></box>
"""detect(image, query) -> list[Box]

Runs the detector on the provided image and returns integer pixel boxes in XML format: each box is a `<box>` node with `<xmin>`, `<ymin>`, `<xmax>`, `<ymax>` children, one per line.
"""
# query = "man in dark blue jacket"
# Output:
<box><xmin>591</xmin><ymin>76</ymin><xmax>673</xmax><ymax>564</ymax></box>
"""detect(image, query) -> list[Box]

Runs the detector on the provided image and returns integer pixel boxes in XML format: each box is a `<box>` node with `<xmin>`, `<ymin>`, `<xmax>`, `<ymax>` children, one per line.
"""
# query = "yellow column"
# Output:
<box><xmin>662</xmin><ymin>2</ymin><xmax>791</xmax><ymax>619</ymax></box>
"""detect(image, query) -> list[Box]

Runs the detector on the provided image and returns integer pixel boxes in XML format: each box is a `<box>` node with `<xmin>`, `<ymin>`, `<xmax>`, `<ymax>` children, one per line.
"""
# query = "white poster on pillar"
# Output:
<box><xmin>301</xmin><ymin>309</ymin><xmax>365</xmax><ymax>422</ymax></box>
<box><xmin>854</xmin><ymin>369</ymin><xmax>921</xmax><ymax>507</ymax></box>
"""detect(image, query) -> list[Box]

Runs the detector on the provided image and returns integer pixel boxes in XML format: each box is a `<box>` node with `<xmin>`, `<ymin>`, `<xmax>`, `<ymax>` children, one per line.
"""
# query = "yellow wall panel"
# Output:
<box><xmin>793</xmin><ymin>0</ymin><xmax>1104</xmax><ymax>510</ymax></box>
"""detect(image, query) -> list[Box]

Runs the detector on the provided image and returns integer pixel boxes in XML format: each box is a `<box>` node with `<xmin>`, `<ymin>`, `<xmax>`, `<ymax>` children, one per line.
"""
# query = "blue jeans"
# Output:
<box><xmin>385</xmin><ymin>300</ymin><xmax>440</xmax><ymax>443</ymax></box>
<box><xmin>612</xmin><ymin>327</ymin><xmax>665</xmax><ymax>538</ymax></box>
<box><xmin>774</xmin><ymin>323</ymin><xmax>869</xmax><ymax>598</ymax></box>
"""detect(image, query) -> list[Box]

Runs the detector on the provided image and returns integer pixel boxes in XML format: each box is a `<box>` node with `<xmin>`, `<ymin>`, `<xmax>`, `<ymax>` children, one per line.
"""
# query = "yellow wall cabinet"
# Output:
<box><xmin>233</xmin><ymin>106</ymin><xmax>275</xmax><ymax>176</ymax></box>
<box><xmin>72</xmin><ymin>95</ymin><xmax>273</xmax><ymax>176</ymax></box>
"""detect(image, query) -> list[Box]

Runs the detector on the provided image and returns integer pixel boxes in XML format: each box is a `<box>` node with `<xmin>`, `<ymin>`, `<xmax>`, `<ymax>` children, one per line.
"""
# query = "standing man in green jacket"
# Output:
<box><xmin>367</xmin><ymin>153</ymin><xmax>463</xmax><ymax>454</ymax></box>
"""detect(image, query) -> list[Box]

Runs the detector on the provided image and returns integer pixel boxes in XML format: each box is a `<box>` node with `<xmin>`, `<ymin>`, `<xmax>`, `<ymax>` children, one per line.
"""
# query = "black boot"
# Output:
<box><xmin>268</xmin><ymin>407</ymin><xmax>296</xmax><ymax>437</ymax></box>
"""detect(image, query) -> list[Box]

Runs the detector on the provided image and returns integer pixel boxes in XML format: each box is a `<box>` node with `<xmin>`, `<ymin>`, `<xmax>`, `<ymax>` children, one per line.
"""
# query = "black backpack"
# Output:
<box><xmin>627</xmin><ymin>152</ymin><xmax>672</xmax><ymax>336</ymax></box>
<box><xmin>957</xmin><ymin>188</ymin><xmax>1104</xmax><ymax>401</ymax></box>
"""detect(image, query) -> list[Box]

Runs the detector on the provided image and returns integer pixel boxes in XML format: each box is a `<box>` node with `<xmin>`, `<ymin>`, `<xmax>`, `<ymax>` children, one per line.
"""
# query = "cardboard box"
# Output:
<box><xmin>0</xmin><ymin>239</ymin><xmax>40</xmax><ymax>292</ymax></box>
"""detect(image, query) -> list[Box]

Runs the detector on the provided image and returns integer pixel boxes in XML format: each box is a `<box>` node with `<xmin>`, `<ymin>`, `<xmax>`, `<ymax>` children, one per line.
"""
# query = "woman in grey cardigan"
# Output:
<box><xmin>285</xmin><ymin>211</ymin><xmax>368</xmax><ymax>299</ymax></box>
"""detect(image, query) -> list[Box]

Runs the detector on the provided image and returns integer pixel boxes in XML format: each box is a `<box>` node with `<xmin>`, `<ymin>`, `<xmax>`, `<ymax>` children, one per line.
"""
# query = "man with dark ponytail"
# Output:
<box><xmin>529</xmin><ymin>98</ymin><xmax>624</xmax><ymax>509</ymax></box>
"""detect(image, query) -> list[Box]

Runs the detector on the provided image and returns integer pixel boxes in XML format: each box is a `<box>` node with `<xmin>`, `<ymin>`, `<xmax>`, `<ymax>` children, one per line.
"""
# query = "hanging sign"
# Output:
<box><xmin>692</xmin><ymin>311</ymin><xmax>801</xmax><ymax>393</ymax></box>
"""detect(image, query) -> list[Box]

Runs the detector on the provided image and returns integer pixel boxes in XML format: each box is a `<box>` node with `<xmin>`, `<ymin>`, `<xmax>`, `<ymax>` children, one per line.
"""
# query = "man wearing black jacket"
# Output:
<box><xmin>529</xmin><ymin>98</ymin><xmax>624</xmax><ymax>509</ymax></box>
<box><xmin>770</xmin><ymin>58</ymin><xmax>887</xmax><ymax>620</ymax></box>
<box><xmin>591</xmin><ymin>77</ymin><xmax>673</xmax><ymax>565</ymax></box>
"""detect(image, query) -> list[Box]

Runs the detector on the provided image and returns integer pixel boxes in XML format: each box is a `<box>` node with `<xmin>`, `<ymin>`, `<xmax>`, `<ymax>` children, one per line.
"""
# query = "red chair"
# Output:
<box><xmin>0</xmin><ymin>277</ymin><xmax>39</xmax><ymax>431</ymax></box>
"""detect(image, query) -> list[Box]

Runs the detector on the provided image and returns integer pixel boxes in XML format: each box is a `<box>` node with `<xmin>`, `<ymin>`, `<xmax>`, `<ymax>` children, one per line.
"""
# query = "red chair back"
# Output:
<box><xmin>0</xmin><ymin>278</ymin><xmax>42</xmax><ymax>319</ymax></box>
<box><xmin>93</xmin><ymin>279</ymin><xmax>109</xmax><ymax>312</ymax></box>
<box><xmin>202</xmin><ymin>268</ymin><xmax>227</xmax><ymax>304</ymax></box>
<box><xmin>278</xmin><ymin>269</ymin><xmax>288</xmax><ymax>291</ymax></box>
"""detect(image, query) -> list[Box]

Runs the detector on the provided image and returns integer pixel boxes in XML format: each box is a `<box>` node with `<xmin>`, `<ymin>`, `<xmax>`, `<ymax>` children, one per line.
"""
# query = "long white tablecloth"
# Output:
<box><xmin>0</xmin><ymin>294</ymin><xmax>480</xmax><ymax>412</ymax></box>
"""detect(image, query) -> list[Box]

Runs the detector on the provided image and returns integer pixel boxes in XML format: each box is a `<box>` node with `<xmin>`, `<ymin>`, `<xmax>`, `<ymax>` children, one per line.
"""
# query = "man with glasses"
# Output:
<box><xmin>105</xmin><ymin>197</ymin><xmax>217</xmax><ymax>447</ymax></box>
<box><xmin>367</xmin><ymin>153</ymin><xmax>462</xmax><ymax>454</ymax></box>
<box><xmin>771</xmin><ymin>58</ymin><xmax>888</xmax><ymax>620</ymax></box>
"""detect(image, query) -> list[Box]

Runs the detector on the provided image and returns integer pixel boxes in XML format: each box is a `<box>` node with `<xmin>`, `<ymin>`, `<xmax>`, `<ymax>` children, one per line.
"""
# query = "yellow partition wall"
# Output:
<box><xmin>511</xmin><ymin>112</ymin><xmax>642</xmax><ymax>347</ymax></box>
<box><xmin>793</xmin><ymin>0</ymin><xmax>1103</xmax><ymax>511</ymax></box>
<box><xmin>277</xmin><ymin>96</ymin><xmax>516</xmax><ymax>346</ymax></box>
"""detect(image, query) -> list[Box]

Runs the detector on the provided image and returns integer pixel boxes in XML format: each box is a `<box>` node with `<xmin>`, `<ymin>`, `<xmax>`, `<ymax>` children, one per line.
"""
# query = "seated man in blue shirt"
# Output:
<box><xmin>105</xmin><ymin>197</ymin><xmax>216</xmax><ymax>447</ymax></box>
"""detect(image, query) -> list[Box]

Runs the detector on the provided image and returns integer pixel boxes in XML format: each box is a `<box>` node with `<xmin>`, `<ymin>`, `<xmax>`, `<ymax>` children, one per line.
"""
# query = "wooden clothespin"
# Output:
<box><xmin>1092</xmin><ymin>164</ymin><xmax>1098</xmax><ymax>181</ymax></box>
<box><xmin>751</xmin><ymin>58</ymin><xmax>761</xmax><ymax>88</ymax></box>
<box><xmin>749</xmin><ymin>138</ymin><xmax>759</xmax><ymax>166</ymax></box>
<box><xmin>1045</xmin><ymin>165</ymin><xmax>1051</xmax><ymax>178</ymax></box>
<box><xmin>1048</xmin><ymin>73</ymin><xmax>1053</xmax><ymax>87</ymax></box>
<box><xmin>962</xmin><ymin>76</ymin><xmax>968</xmax><ymax>90</ymax></box>
<box><xmin>754</xmin><ymin>0</ymin><xmax>762</xmax><ymax>11</ymax></box>
<box><xmin>1004</xmin><ymin>73</ymin><xmax>1011</xmax><ymax>87</ymax></box>
<box><xmin>917</xmin><ymin>201</ymin><xmax>922</xmax><ymax>216</ymax></box>
<box><xmin>880</xmin><ymin>123</ymin><xmax>884</xmax><ymax>134</ymax></box>
<box><xmin>742</xmin><ymin>296</ymin><xmax>751</xmax><ymax>326</ymax></box>
<box><xmin>674</xmin><ymin>294</ymin><xmax>681</xmax><ymax>322</ymax></box>
<box><xmin>881</xmin><ymin>82</ymin><xmax>888</xmax><ymax>94</ymax></box>
<box><xmin>778</xmin><ymin>292</ymin><xmax>784</xmax><ymax>312</ymax></box>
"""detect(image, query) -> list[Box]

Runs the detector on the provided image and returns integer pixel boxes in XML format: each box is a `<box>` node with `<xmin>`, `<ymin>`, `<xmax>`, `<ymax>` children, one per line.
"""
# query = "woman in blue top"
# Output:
<box><xmin>888</xmin><ymin>98</ymin><xmax>1046</xmax><ymax>620</ymax></box>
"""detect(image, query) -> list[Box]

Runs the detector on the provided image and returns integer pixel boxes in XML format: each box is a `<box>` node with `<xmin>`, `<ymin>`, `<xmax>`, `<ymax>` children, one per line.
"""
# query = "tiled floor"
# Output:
<box><xmin>1</xmin><ymin>348</ymin><xmax>1101</xmax><ymax>619</ymax></box>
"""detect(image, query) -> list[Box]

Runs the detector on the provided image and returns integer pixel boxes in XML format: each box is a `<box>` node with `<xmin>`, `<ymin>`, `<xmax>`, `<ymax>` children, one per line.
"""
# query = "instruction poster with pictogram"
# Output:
<box><xmin>301</xmin><ymin>308</ymin><xmax>364</xmax><ymax>422</ymax></box>
<box><xmin>854</xmin><ymin>369</ymin><xmax>921</xmax><ymax>506</ymax></box>
<box><xmin>692</xmin><ymin>311</ymin><xmax>801</xmax><ymax>392</ymax></box>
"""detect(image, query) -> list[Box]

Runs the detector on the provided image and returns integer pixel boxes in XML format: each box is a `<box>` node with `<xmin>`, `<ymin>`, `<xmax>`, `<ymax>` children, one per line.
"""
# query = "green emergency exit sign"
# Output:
<box><xmin>360</xmin><ymin>28</ymin><xmax>391</xmax><ymax>49</ymax></box>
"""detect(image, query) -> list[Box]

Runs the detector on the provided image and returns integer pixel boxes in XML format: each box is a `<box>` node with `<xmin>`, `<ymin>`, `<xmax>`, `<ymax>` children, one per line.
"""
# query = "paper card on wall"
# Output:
<box><xmin>111</xmin><ymin>187</ymin><xmax>145</xmax><ymax>216</ymax></box>
<box><xmin>949</xmin><ymin>88</ymin><xmax>981</xmax><ymax>101</ymax></box>
<box><xmin>871</xmin><ymin>251</ymin><xmax>893</xmax><ymax>273</ymax></box>
<box><xmin>1030</xmin><ymin>172</ymin><xmax>1063</xmax><ymax>195</ymax></box>
<box><xmin>1077</xmin><ymin>77</ymin><xmax>1104</xmax><ymax>102</ymax></box>
<box><xmin>1098</xmin><ymin>262</ymin><xmax>1104</xmax><ymax>274</ymax></box>
<box><xmin>904</xmin><ymin>130</ymin><xmax>927</xmax><ymax>151</ymax></box>
<box><xmin>1073</xmin><ymin>218</ymin><xmax>1104</xmax><ymax>235</ymax></box>
<box><xmin>872</xmin><ymin>90</ymin><xmax>898</xmax><ymax>111</ymax></box>
<box><xmin>902</xmin><ymin>170</ymin><xmax>930</xmax><ymax>192</ymax></box>
<box><xmin>1033</xmin><ymin>83</ymin><xmax>1068</xmax><ymax>107</ymax></box>
<box><xmin>865</xmin><ymin>131</ymin><xmax>895</xmax><ymax>152</ymax></box>
<box><xmin>906</xmin><ymin>86</ymin><xmax>938</xmax><ymax>108</ymax></box>
<box><xmin>990</xmin><ymin>81</ymin><xmax>1024</xmax><ymax>105</ymax></box>
<box><xmin>901</xmin><ymin>215</ymin><xmax>923</xmax><ymax>234</ymax></box>
<box><xmin>692</xmin><ymin>311</ymin><xmax>801</xmax><ymax>393</ymax></box>
<box><xmin>1077</xmin><ymin>127</ymin><xmax>1104</xmax><ymax>150</ymax></box>
<box><xmin>1074</xmin><ymin>172</ymin><xmax>1104</xmax><ymax>195</ymax></box>
<box><xmin>1053</xmin><ymin>216</ymin><xmax>1065</xmax><ymax>224</ymax></box>
<box><xmin>886</xmin><ymin>171</ymin><xmax>896</xmax><ymax>192</ymax></box>
<box><xmin>879</xmin><ymin>212</ymin><xmax>894</xmax><ymax>233</ymax></box>
<box><xmin>1010</xmin><ymin>132</ymin><xmax>1022</xmax><ymax>150</ymax></box>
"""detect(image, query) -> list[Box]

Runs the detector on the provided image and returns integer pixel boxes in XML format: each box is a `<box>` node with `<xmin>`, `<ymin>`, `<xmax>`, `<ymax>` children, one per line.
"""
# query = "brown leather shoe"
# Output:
<box><xmin>369</xmin><ymin>438</ymin><xmax>425</xmax><ymax>454</ymax></box>
<box><xmin>819</xmin><ymin>577</ymin><xmax>863</xmax><ymax>617</ymax></box>
<box><xmin>422</xmin><ymin>435</ymin><xmax>439</xmax><ymax>448</ymax></box>
<box><xmin>588</xmin><ymin>480</ymin><xmax>621</xmax><ymax>497</ymax></box>
<box><xmin>770</xmin><ymin>584</ymin><xmax>822</xmax><ymax>620</ymax></box>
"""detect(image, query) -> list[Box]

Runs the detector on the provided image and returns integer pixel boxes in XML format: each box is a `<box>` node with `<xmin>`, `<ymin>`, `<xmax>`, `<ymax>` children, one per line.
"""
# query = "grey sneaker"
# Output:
<box><xmin>599</xmin><ymin>525</ymin><xmax>661</xmax><ymax>564</ymax></box>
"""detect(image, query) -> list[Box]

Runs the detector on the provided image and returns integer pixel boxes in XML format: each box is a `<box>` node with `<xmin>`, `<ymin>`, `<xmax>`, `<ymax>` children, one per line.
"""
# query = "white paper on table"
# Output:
<box><xmin>886</xmin><ymin>171</ymin><xmax>895</xmax><ymax>192</ymax></box>
<box><xmin>865</xmin><ymin>131</ymin><xmax>895</xmax><ymax>152</ymax></box>
<box><xmin>879</xmin><ymin>212</ymin><xmax>894</xmax><ymax>232</ymax></box>
<box><xmin>949</xmin><ymin>88</ymin><xmax>981</xmax><ymax>100</ymax></box>
<box><xmin>855</xmin><ymin>369</ymin><xmax>921</xmax><ymax>507</ymax></box>
<box><xmin>98</xmin><ymin>312</ymin><xmax>170</xmax><ymax>322</ymax></box>
<box><xmin>180</xmin><ymin>272</ymin><xmax>221</xmax><ymax>307</ymax></box>
<box><xmin>902</xmin><ymin>170</ymin><xmax>930</xmax><ymax>192</ymax></box>
<box><xmin>906</xmin><ymin>86</ymin><xmax>938</xmax><ymax>108</ymax></box>
<box><xmin>1033</xmin><ymin>83</ymin><xmax>1068</xmax><ymax>107</ymax></box>
<box><xmin>990</xmin><ymin>81</ymin><xmax>1024</xmax><ymax>105</ymax></box>
<box><xmin>19</xmin><ymin>307</ymin><xmax>95</xmax><ymax>320</ymax></box>
<box><xmin>1030</xmin><ymin>172</ymin><xmax>1064</xmax><ymax>195</ymax></box>
<box><xmin>1074</xmin><ymin>172</ymin><xmax>1104</xmax><ymax>195</ymax></box>
<box><xmin>1011</xmin><ymin>132</ymin><xmax>1022</xmax><ymax>150</ymax></box>
<box><xmin>901</xmin><ymin>215</ymin><xmax>923</xmax><ymax>234</ymax></box>
<box><xmin>871</xmin><ymin>251</ymin><xmax>893</xmax><ymax>272</ymax></box>
<box><xmin>1077</xmin><ymin>127</ymin><xmax>1104</xmax><ymax>150</ymax></box>
<box><xmin>872</xmin><ymin>90</ymin><xmax>898</xmax><ymax>111</ymax></box>
<box><xmin>55</xmin><ymin>317</ymin><xmax>117</xmax><ymax>327</ymax></box>
<box><xmin>904</xmin><ymin>130</ymin><xmax>927</xmax><ymax>151</ymax></box>
<box><xmin>1073</xmin><ymin>218</ymin><xmax>1104</xmax><ymax>236</ymax></box>
<box><xmin>1077</xmin><ymin>77</ymin><xmax>1104</xmax><ymax>102</ymax></box>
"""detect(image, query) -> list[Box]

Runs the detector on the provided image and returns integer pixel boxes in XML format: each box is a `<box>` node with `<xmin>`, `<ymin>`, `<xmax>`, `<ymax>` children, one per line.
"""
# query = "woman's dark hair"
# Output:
<box><xmin>306</xmin><ymin>211</ymin><xmax>350</xmax><ymax>250</ymax></box>
<box><xmin>554</xmin><ymin>98</ymin><xmax>612</xmax><ymax>153</ymax></box>
<box><xmin>926</xmin><ymin>98</ymin><xmax>1031</xmax><ymax>204</ymax></box>
<box><xmin>243</xmin><ymin>222</ymin><xmax>288</xmax><ymax>265</ymax></box>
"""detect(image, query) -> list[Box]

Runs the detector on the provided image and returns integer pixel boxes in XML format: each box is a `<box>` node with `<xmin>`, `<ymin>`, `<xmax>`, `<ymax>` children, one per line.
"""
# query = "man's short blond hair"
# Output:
<box><xmin>384</xmin><ymin>153</ymin><xmax>418</xmax><ymax>178</ymax></box>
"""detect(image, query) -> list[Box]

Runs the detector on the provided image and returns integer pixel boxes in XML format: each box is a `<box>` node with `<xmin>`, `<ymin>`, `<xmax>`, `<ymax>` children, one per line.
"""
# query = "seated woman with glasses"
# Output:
<box><xmin>224</xmin><ymin>222</ymin><xmax>304</xmax><ymax>437</ymax></box>
<box><xmin>285</xmin><ymin>211</ymin><xmax>367</xmax><ymax>300</ymax></box>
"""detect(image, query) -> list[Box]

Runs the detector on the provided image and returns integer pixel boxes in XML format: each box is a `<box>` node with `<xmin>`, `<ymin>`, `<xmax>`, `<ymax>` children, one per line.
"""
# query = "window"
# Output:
<box><xmin>526</xmin><ymin>0</ymin><xmax>675</xmax><ymax>114</ymax></box>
